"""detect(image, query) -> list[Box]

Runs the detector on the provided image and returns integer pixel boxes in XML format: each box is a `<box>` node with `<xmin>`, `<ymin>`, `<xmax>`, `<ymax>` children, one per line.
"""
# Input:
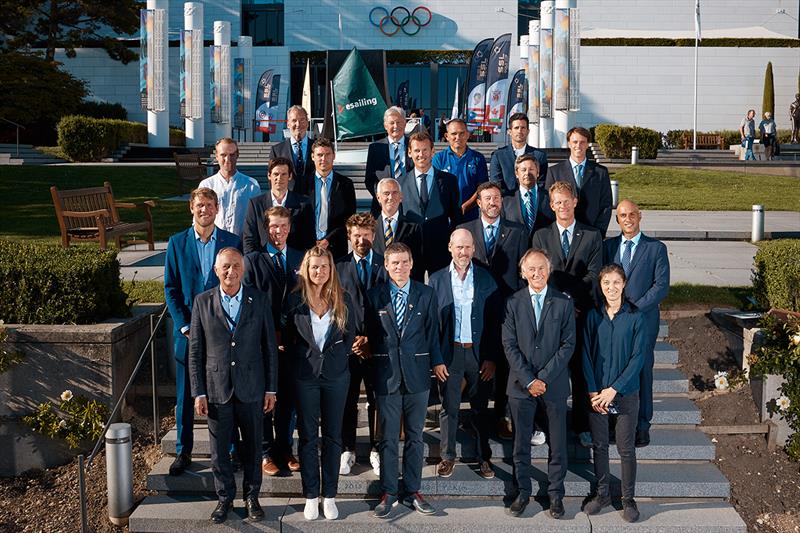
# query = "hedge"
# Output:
<box><xmin>581</xmin><ymin>38</ymin><xmax>800</xmax><ymax>48</ymax></box>
<box><xmin>664</xmin><ymin>129</ymin><xmax>794</xmax><ymax>149</ymax></box>
<box><xmin>57</xmin><ymin>115</ymin><xmax>185</xmax><ymax>162</ymax></box>
<box><xmin>752</xmin><ymin>239</ymin><xmax>800</xmax><ymax>312</ymax></box>
<box><xmin>594</xmin><ymin>124</ymin><xmax>661</xmax><ymax>159</ymax></box>
<box><xmin>75</xmin><ymin>100</ymin><xmax>128</xmax><ymax>120</ymax></box>
<box><xmin>0</xmin><ymin>240</ymin><xmax>130</xmax><ymax>324</ymax></box>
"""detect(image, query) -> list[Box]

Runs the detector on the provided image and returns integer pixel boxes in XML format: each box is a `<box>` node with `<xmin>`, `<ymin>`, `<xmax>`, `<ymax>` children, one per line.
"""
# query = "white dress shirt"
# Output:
<box><xmin>557</xmin><ymin>220</ymin><xmax>577</xmax><ymax>246</ymax></box>
<box><xmin>311</xmin><ymin>309</ymin><xmax>332</xmax><ymax>351</ymax></box>
<box><xmin>199</xmin><ymin>170</ymin><xmax>261</xmax><ymax>236</ymax></box>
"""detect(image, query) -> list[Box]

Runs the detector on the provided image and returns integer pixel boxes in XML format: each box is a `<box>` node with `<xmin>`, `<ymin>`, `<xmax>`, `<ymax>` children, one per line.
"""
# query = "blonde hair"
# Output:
<box><xmin>296</xmin><ymin>246</ymin><xmax>348</xmax><ymax>331</ymax></box>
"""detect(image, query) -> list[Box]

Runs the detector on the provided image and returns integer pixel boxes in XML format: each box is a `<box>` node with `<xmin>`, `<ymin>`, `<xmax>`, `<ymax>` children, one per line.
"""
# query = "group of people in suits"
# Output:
<box><xmin>163</xmin><ymin>104</ymin><xmax>670</xmax><ymax>524</ymax></box>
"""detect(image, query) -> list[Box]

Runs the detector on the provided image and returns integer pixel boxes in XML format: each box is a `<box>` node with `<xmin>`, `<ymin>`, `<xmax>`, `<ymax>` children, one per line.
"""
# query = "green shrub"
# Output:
<box><xmin>75</xmin><ymin>100</ymin><xmax>128</xmax><ymax>120</ymax></box>
<box><xmin>594</xmin><ymin>124</ymin><xmax>661</xmax><ymax>159</ymax></box>
<box><xmin>663</xmin><ymin>129</ymin><xmax>793</xmax><ymax>149</ymax></box>
<box><xmin>0</xmin><ymin>240</ymin><xmax>130</xmax><ymax>324</ymax></box>
<box><xmin>57</xmin><ymin>115</ymin><xmax>185</xmax><ymax>162</ymax></box>
<box><xmin>752</xmin><ymin>239</ymin><xmax>800</xmax><ymax>312</ymax></box>
<box><xmin>762</xmin><ymin>62</ymin><xmax>775</xmax><ymax>118</ymax></box>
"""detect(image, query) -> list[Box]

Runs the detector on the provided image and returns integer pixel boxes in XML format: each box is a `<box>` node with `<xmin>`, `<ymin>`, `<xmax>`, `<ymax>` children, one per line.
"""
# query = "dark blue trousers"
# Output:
<box><xmin>173</xmin><ymin>333</ymin><xmax>194</xmax><ymax>456</ymax></box>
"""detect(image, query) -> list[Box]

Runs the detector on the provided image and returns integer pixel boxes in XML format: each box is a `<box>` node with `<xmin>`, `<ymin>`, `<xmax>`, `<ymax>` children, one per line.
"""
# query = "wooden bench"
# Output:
<box><xmin>682</xmin><ymin>133</ymin><xmax>725</xmax><ymax>150</ymax></box>
<box><xmin>173</xmin><ymin>152</ymin><xmax>207</xmax><ymax>193</ymax></box>
<box><xmin>50</xmin><ymin>181</ymin><xmax>155</xmax><ymax>250</ymax></box>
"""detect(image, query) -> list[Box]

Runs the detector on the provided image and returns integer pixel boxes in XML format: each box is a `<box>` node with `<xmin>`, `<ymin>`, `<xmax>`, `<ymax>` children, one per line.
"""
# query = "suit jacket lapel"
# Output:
<box><xmin>379</xmin><ymin>286</ymin><xmax>400</xmax><ymax>337</ymax></box>
<box><xmin>184</xmin><ymin>227</ymin><xmax>204</xmax><ymax>286</ymax></box>
<box><xmin>404</xmin><ymin>171</ymin><xmax>422</xmax><ymax>211</ymax></box>
<box><xmin>537</xmin><ymin>290</ymin><xmax>554</xmax><ymax>335</ymax></box>
<box><xmin>566</xmin><ymin>226</ymin><xmax>584</xmax><ymax>266</ymax></box>
<box><xmin>473</xmin><ymin>220</ymin><xmax>488</xmax><ymax>261</ymax></box>
<box><xmin>212</xmin><ymin>288</ymin><xmax>232</xmax><ymax>333</ymax></box>
<box><xmin>232</xmin><ymin>288</ymin><xmax>255</xmax><ymax>337</ymax></box>
<box><xmin>401</xmin><ymin>283</ymin><xmax>421</xmax><ymax>336</ymax></box>
<box><xmin>522</xmin><ymin>289</ymin><xmax>539</xmax><ymax>338</ymax></box>
<box><xmin>497</xmin><ymin>220</ymin><xmax>512</xmax><ymax>250</ymax></box>
<box><xmin>296</xmin><ymin>310</ymin><xmax>319</xmax><ymax>354</ymax></box>
<box><xmin>627</xmin><ymin>236</ymin><xmax>647</xmax><ymax>276</ymax></box>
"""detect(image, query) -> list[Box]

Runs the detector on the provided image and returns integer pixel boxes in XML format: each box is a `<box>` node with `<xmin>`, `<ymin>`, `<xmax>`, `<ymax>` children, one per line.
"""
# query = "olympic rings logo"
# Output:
<box><xmin>369</xmin><ymin>6</ymin><xmax>432</xmax><ymax>37</ymax></box>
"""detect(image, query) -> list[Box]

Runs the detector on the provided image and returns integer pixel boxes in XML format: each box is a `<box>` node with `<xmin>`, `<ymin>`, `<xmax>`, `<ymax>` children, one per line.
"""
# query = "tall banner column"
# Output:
<box><xmin>183</xmin><ymin>2</ymin><xmax>203</xmax><ymax>148</ymax></box>
<box><xmin>539</xmin><ymin>1</ymin><xmax>554</xmax><ymax>148</ymax></box>
<box><xmin>553</xmin><ymin>0</ymin><xmax>571</xmax><ymax>147</ymax></box>
<box><xmin>528</xmin><ymin>20</ymin><xmax>540</xmax><ymax>147</ymax></box>
<box><xmin>212</xmin><ymin>21</ymin><xmax>232</xmax><ymax>141</ymax></box>
<box><xmin>235</xmin><ymin>36</ymin><xmax>253</xmax><ymax>142</ymax></box>
<box><xmin>146</xmin><ymin>0</ymin><xmax>169</xmax><ymax>147</ymax></box>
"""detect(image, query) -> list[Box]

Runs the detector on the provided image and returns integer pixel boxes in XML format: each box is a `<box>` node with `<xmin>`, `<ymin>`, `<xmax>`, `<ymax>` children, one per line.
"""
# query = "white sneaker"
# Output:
<box><xmin>369</xmin><ymin>450</ymin><xmax>381</xmax><ymax>476</ymax></box>
<box><xmin>322</xmin><ymin>497</ymin><xmax>339</xmax><ymax>520</ymax></box>
<box><xmin>579</xmin><ymin>431</ymin><xmax>593</xmax><ymax>448</ymax></box>
<box><xmin>531</xmin><ymin>430</ymin><xmax>546</xmax><ymax>446</ymax></box>
<box><xmin>304</xmin><ymin>497</ymin><xmax>319</xmax><ymax>520</ymax></box>
<box><xmin>339</xmin><ymin>451</ymin><xmax>356</xmax><ymax>475</ymax></box>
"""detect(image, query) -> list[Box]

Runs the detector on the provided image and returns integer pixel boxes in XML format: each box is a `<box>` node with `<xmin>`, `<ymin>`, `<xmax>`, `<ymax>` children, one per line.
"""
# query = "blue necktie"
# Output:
<box><xmin>485</xmin><ymin>225</ymin><xmax>496</xmax><ymax>256</ymax></box>
<box><xmin>295</xmin><ymin>142</ymin><xmax>304</xmax><ymax>176</ymax></box>
<box><xmin>359</xmin><ymin>258</ymin><xmax>369</xmax><ymax>289</ymax></box>
<box><xmin>533</xmin><ymin>293</ymin><xmax>543</xmax><ymax>328</ymax></box>
<box><xmin>273</xmin><ymin>250</ymin><xmax>286</xmax><ymax>284</ymax></box>
<box><xmin>394</xmin><ymin>290</ymin><xmax>406</xmax><ymax>329</ymax></box>
<box><xmin>524</xmin><ymin>191</ymin><xmax>535</xmax><ymax>230</ymax></box>
<box><xmin>392</xmin><ymin>142</ymin><xmax>403</xmax><ymax>179</ymax></box>
<box><xmin>418</xmin><ymin>173</ymin><xmax>429</xmax><ymax>210</ymax></box>
<box><xmin>574</xmin><ymin>164</ymin><xmax>584</xmax><ymax>189</ymax></box>
<box><xmin>561</xmin><ymin>229</ymin><xmax>570</xmax><ymax>259</ymax></box>
<box><xmin>622</xmin><ymin>240</ymin><xmax>633</xmax><ymax>275</ymax></box>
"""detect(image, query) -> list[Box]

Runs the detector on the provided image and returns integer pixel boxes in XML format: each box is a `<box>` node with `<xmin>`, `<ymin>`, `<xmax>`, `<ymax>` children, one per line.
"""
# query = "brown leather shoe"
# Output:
<box><xmin>496</xmin><ymin>419</ymin><xmax>514</xmax><ymax>440</ymax></box>
<box><xmin>262</xmin><ymin>458</ymin><xmax>280</xmax><ymax>476</ymax></box>
<box><xmin>284</xmin><ymin>454</ymin><xmax>301</xmax><ymax>472</ymax></box>
<box><xmin>478</xmin><ymin>460</ymin><xmax>495</xmax><ymax>479</ymax></box>
<box><xmin>436</xmin><ymin>459</ymin><xmax>455</xmax><ymax>477</ymax></box>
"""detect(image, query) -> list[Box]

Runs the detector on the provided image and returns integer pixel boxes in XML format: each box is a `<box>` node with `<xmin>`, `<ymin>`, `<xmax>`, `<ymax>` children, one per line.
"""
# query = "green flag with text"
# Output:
<box><xmin>332</xmin><ymin>48</ymin><xmax>387</xmax><ymax>140</ymax></box>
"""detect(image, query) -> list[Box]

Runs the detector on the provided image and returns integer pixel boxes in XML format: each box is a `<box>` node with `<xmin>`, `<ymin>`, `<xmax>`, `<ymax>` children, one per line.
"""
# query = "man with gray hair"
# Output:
<box><xmin>365</xmin><ymin>106</ymin><xmax>414</xmax><ymax>214</ymax></box>
<box><xmin>270</xmin><ymin>105</ymin><xmax>314</xmax><ymax>193</ymax></box>
<box><xmin>372</xmin><ymin>177</ymin><xmax>424</xmax><ymax>280</ymax></box>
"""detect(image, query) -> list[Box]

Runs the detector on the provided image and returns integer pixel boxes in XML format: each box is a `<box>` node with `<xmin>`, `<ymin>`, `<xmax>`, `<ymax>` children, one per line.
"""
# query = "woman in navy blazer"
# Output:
<box><xmin>282</xmin><ymin>246</ymin><xmax>356</xmax><ymax>521</ymax></box>
<box><xmin>581</xmin><ymin>264</ymin><xmax>646</xmax><ymax>523</ymax></box>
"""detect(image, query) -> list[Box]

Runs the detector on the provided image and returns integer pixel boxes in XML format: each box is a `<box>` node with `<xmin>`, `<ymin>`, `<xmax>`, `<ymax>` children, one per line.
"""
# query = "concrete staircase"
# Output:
<box><xmin>129</xmin><ymin>320</ymin><xmax>746</xmax><ymax>532</ymax></box>
<box><xmin>0</xmin><ymin>143</ymin><xmax>66</xmax><ymax>165</ymax></box>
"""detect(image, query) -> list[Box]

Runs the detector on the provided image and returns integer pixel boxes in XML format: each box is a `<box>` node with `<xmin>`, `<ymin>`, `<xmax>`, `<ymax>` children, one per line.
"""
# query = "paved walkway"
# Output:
<box><xmin>120</xmin><ymin>211</ymin><xmax>782</xmax><ymax>287</ymax></box>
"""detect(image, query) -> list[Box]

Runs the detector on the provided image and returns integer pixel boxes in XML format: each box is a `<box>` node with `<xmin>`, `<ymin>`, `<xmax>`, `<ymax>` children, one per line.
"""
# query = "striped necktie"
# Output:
<box><xmin>384</xmin><ymin>217</ymin><xmax>395</xmax><ymax>245</ymax></box>
<box><xmin>295</xmin><ymin>142</ymin><xmax>305</xmax><ymax>177</ymax></box>
<box><xmin>524</xmin><ymin>191</ymin><xmax>535</xmax><ymax>230</ymax></box>
<box><xmin>561</xmin><ymin>229</ymin><xmax>570</xmax><ymax>258</ymax></box>
<box><xmin>392</xmin><ymin>142</ymin><xmax>403</xmax><ymax>179</ymax></box>
<box><xmin>394</xmin><ymin>289</ymin><xmax>406</xmax><ymax>329</ymax></box>
<box><xmin>485</xmin><ymin>225</ymin><xmax>496</xmax><ymax>256</ymax></box>
<box><xmin>622</xmin><ymin>239</ymin><xmax>633</xmax><ymax>275</ymax></box>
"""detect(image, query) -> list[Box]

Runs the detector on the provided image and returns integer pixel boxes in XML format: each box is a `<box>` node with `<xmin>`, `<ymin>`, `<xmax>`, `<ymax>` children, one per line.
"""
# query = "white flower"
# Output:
<box><xmin>776</xmin><ymin>396</ymin><xmax>791</xmax><ymax>412</ymax></box>
<box><xmin>791</xmin><ymin>334</ymin><xmax>800</xmax><ymax>346</ymax></box>
<box><xmin>60</xmin><ymin>390</ymin><xmax>73</xmax><ymax>402</ymax></box>
<box><xmin>714</xmin><ymin>370</ymin><xmax>728</xmax><ymax>380</ymax></box>
<box><xmin>714</xmin><ymin>375</ymin><xmax>729</xmax><ymax>390</ymax></box>
<box><xmin>58</xmin><ymin>419</ymin><xmax>67</xmax><ymax>429</ymax></box>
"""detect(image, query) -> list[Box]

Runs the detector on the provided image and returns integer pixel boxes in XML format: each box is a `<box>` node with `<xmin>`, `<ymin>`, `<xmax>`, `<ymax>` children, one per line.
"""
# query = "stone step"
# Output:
<box><xmin>162</xmin><ymin>427</ymin><xmax>713</xmax><ymax>462</ymax></box>
<box><xmin>650</xmin><ymin>396</ymin><xmax>701</xmax><ymax>425</ymax></box>
<box><xmin>654</xmin><ymin>342</ymin><xmax>678</xmax><ymax>366</ymax></box>
<box><xmin>129</xmin><ymin>495</ymin><xmax>745</xmax><ymax>533</ymax></box>
<box><xmin>147</xmin><ymin>457</ymin><xmax>729</xmax><ymax>499</ymax></box>
<box><xmin>653</xmin><ymin>367</ymin><xmax>688</xmax><ymax>393</ymax></box>
<box><xmin>658</xmin><ymin>319</ymin><xmax>668</xmax><ymax>339</ymax></box>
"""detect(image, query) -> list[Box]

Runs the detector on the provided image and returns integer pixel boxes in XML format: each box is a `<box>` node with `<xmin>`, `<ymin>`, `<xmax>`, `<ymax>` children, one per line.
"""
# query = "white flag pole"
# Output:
<box><xmin>693</xmin><ymin>0</ymin><xmax>701</xmax><ymax>150</ymax></box>
<box><xmin>302</xmin><ymin>59</ymin><xmax>312</xmax><ymax>117</ymax></box>
<box><xmin>451</xmin><ymin>78</ymin><xmax>460</xmax><ymax>120</ymax></box>
<box><xmin>330</xmin><ymin>80</ymin><xmax>339</xmax><ymax>152</ymax></box>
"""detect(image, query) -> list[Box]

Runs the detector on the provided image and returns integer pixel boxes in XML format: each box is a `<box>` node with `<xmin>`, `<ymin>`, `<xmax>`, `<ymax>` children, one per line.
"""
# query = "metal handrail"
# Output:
<box><xmin>77</xmin><ymin>303</ymin><xmax>168</xmax><ymax>532</ymax></box>
<box><xmin>0</xmin><ymin>117</ymin><xmax>25</xmax><ymax>158</ymax></box>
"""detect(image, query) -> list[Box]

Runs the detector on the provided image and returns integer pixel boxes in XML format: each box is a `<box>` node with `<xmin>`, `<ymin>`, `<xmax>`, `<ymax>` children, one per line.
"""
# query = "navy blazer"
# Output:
<box><xmin>335</xmin><ymin>252</ymin><xmax>388</xmax><ymax>334</ymax></box>
<box><xmin>282</xmin><ymin>292</ymin><xmax>357</xmax><ymax>380</ymax></box>
<box><xmin>188</xmin><ymin>285</ymin><xmax>278</xmax><ymax>403</ymax></box>
<box><xmin>365</xmin><ymin>136</ymin><xmax>413</xmax><ymax>211</ymax></box>
<box><xmin>545</xmin><ymin>159</ymin><xmax>613</xmax><ymax>237</ymax></box>
<box><xmin>501</xmin><ymin>186</ymin><xmax>554</xmax><ymax>241</ymax></box>
<box><xmin>582</xmin><ymin>302</ymin><xmax>646</xmax><ymax>395</ymax></box>
<box><xmin>364</xmin><ymin>280</ymin><xmax>443</xmax><ymax>395</ymax></box>
<box><xmin>310</xmin><ymin>171</ymin><xmax>357</xmax><ymax>261</ymax></box>
<box><xmin>270</xmin><ymin>138</ymin><xmax>315</xmax><ymax>195</ymax></box>
<box><xmin>502</xmin><ymin>285</ymin><xmax>576</xmax><ymax>400</ymax></box>
<box><xmin>489</xmin><ymin>144</ymin><xmax>549</xmax><ymax>194</ymax></box>
<box><xmin>603</xmin><ymin>234</ymin><xmax>670</xmax><ymax>335</ymax></box>
<box><xmin>458</xmin><ymin>217</ymin><xmax>529</xmax><ymax>298</ymax></box>
<box><xmin>164</xmin><ymin>227</ymin><xmax>242</xmax><ymax>360</ymax></box>
<box><xmin>531</xmin><ymin>221</ymin><xmax>602</xmax><ymax>313</ymax></box>
<box><xmin>372</xmin><ymin>210</ymin><xmax>425</xmax><ymax>281</ymax></box>
<box><xmin>242</xmin><ymin>190</ymin><xmax>315</xmax><ymax>254</ymax></box>
<box><xmin>428</xmin><ymin>263</ymin><xmax>501</xmax><ymax>366</ymax></box>
<box><xmin>243</xmin><ymin>246</ymin><xmax>303</xmax><ymax>328</ymax></box>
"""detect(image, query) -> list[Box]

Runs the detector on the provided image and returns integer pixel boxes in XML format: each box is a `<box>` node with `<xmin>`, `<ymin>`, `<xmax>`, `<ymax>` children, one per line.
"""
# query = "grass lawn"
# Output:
<box><xmin>610</xmin><ymin>166</ymin><xmax>800</xmax><ymax>211</ymax></box>
<box><xmin>661</xmin><ymin>283</ymin><xmax>754</xmax><ymax>310</ymax></box>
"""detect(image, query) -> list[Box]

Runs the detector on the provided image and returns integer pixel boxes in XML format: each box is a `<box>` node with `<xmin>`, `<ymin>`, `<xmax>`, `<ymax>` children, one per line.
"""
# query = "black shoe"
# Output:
<box><xmin>210</xmin><ymin>500</ymin><xmax>233</xmax><ymax>524</ymax></box>
<box><xmin>549</xmin><ymin>497</ymin><xmax>565</xmax><ymax>519</ymax></box>
<box><xmin>622</xmin><ymin>499</ymin><xmax>640</xmax><ymax>522</ymax></box>
<box><xmin>245</xmin><ymin>496</ymin><xmax>264</xmax><ymax>521</ymax></box>
<box><xmin>635</xmin><ymin>429</ymin><xmax>650</xmax><ymax>448</ymax></box>
<box><xmin>507</xmin><ymin>494</ymin><xmax>530</xmax><ymax>517</ymax></box>
<box><xmin>402</xmin><ymin>492</ymin><xmax>435</xmax><ymax>514</ymax></box>
<box><xmin>374</xmin><ymin>493</ymin><xmax>398</xmax><ymax>519</ymax></box>
<box><xmin>583</xmin><ymin>494</ymin><xmax>612</xmax><ymax>515</ymax></box>
<box><xmin>168</xmin><ymin>453</ymin><xmax>191</xmax><ymax>476</ymax></box>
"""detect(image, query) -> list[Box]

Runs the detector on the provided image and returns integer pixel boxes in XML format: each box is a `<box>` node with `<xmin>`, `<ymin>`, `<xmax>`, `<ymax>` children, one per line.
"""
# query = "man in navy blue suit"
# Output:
<box><xmin>365</xmin><ymin>106</ymin><xmax>413</xmax><ymax>214</ymax></box>
<box><xmin>490</xmin><ymin>112</ymin><xmax>548</xmax><ymax>195</ymax></box>
<box><xmin>429</xmin><ymin>229</ymin><xmax>501</xmax><ymax>480</ymax></box>
<box><xmin>501</xmin><ymin>154</ymin><xmax>553</xmax><ymax>242</ymax></box>
<box><xmin>365</xmin><ymin>242</ymin><xmax>448</xmax><ymax>519</ymax></box>
<box><xmin>164</xmin><ymin>187</ymin><xmax>242</xmax><ymax>476</ymax></box>
<box><xmin>604</xmin><ymin>200</ymin><xmax>670</xmax><ymax>447</ymax></box>
<box><xmin>269</xmin><ymin>105</ymin><xmax>315</xmax><ymax>194</ymax></box>
<box><xmin>503</xmin><ymin>248</ymin><xmax>576</xmax><ymax>519</ymax></box>
<box><xmin>242</xmin><ymin>205</ymin><xmax>303</xmax><ymax>475</ymax></box>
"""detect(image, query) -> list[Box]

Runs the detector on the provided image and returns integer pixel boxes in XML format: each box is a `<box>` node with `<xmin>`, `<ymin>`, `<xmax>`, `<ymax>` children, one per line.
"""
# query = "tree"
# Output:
<box><xmin>762</xmin><ymin>62</ymin><xmax>775</xmax><ymax>117</ymax></box>
<box><xmin>0</xmin><ymin>0</ymin><xmax>141</xmax><ymax>64</ymax></box>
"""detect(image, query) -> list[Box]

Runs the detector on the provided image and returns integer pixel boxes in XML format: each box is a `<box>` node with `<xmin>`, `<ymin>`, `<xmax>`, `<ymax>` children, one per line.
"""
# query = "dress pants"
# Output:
<box><xmin>589</xmin><ymin>393</ymin><xmax>638</xmax><ymax>500</ymax></box>
<box><xmin>508</xmin><ymin>395</ymin><xmax>568</xmax><ymax>499</ymax></box>
<box><xmin>493</xmin><ymin>354</ymin><xmax>510</xmax><ymax>424</ymax></box>
<box><xmin>295</xmin><ymin>374</ymin><xmax>350</xmax><ymax>498</ymax></box>
<box><xmin>637</xmin><ymin>332</ymin><xmax>658</xmax><ymax>432</ymax></box>
<box><xmin>263</xmin><ymin>352</ymin><xmax>297</xmax><ymax>460</ymax></box>
<box><xmin>376</xmin><ymin>387</ymin><xmax>429</xmax><ymax>496</ymax></box>
<box><xmin>439</xmin><ymin>345</ymin><xmax>492</xmax><ymax>461</ymax></box>
<box><xmin>208</xmin><ymin>396</ymin><xmax>263</xmax><ymax>502</ymax></box>
<box><xmin>342</xmin><ymin>355</ymin><xmax>378</xmax><ymax>452</ymax></box>
<box><xmin>570</xmin><ymin>316</ymin><xmax>590</xmax><ymax>434</ymax></box>
<box><xmin>172</xmin><ymin>334</ymin><xmax>193</xmax><ymax>456</ymax></box>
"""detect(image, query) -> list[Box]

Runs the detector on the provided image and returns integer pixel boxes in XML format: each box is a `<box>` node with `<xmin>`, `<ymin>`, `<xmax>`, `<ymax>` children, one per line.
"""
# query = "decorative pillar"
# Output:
<box><xmin>213</xmin><ymin>21</ymin><xmax>232</xmax><ymax>141</ymax></box>
<box><xmin>147</xmin><ymin>0</ymin><xmax>169</xmax><ymax>147</ymax></box>
<box><xmin>527</xmin><ymin>20</ymin><xmax>540</xmax><ymax>147</ymax></box>
<box><xmin>184</xmin><ymin>2</ymin><xmax>204</xmax><ymax>148</ymax></box>
<box><xmin>539</xmin><ymin>1</ymin><xmax>554</xmax><ymax>148</ymax></box>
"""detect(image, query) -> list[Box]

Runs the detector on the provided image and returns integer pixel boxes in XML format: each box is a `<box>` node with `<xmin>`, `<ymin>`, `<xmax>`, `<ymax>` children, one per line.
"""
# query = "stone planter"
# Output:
<box><xmin>751</xmin><ymin>373</ymin><xmax>794</xmax><ymax>446</ymax></box>
<box><xmin>0</xmin><ymin>305</ymin><xmax>161</xmax><ymax>476</ymax></box>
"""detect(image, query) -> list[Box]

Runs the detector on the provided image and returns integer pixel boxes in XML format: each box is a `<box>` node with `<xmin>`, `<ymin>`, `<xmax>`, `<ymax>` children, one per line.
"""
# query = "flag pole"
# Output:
<box><xmin>330</xmin><ymin>80</ymin><xmax>339</xmax><ymax>152</ymax></box>
<box><xmin>693</xmin><ymin>0</ymin><xmax>700</xmax><ymax>151</ymax></box>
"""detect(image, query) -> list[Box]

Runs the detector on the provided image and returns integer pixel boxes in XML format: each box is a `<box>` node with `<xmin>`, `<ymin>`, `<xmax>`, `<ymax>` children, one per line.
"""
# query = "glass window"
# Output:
<box><xmin>242</xmin><ymin>1</ymin><xmax>284</xmax><ymax>46</ymax></box>
<box><xmin>518</xmin><ymin>1</ymin><xmax>541</xmax><ymax>39</ymax></box>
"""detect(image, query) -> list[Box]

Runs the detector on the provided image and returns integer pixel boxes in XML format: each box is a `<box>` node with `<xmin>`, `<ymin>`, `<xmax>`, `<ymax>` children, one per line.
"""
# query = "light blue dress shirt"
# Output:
<box><xmin>619</xmin><ymin>231</ymin><xmax>642</xmax><ymax>263</ymax></box>
<box><xmin>450</xmin><ymin>262</ymin><xmax>474</xmax><ymax>343</ymax></box>
<box><xmin>194</xmin><ymin>226</ymin><xmax>217</xmax><ymax>284</ymax></box>
<box><xmin>415</xmin><ymin>167</ymin><xmax>435</xmax><ymax>197</ymax></box>
<box><xmin>314</xmin><ymin>171</ymin><xmax>334</xmax><ymax>239</ymax></box>
<box><xmin>219</xmin><ymin>284</ymin><xmax>243</xmax><ymax>330</ymax></box>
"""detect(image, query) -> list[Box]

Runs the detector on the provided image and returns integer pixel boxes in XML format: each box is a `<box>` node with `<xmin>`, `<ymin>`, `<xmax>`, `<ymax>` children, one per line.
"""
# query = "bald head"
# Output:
<box><xmin>616</xmin><ymin>199</ymin><xmax>642</xmax><ymax>239</ymax></box>
<box><xmin>449</xmin><ymin>229</ymin><xmax>475</xmax><ymax>271</ymax></box>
